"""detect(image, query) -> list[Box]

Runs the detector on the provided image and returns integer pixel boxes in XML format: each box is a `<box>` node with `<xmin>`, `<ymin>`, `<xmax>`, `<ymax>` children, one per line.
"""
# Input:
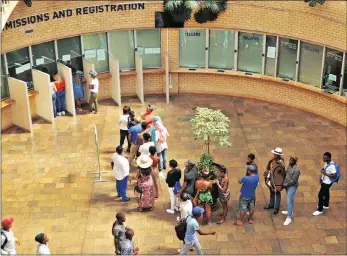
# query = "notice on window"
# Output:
<box><xmin>36</xmin><ymin>57</ymin><xmax>44</xmax><ymax>65</ymax></box>
<box><xmin>62</xmin><ymin>54</ymin><xmax>71</xmax><ymax>62</ymax></box>
<box><xmin>84</xmin><ymin>49</ymin><xmax>97</xmax><ymax>59</ymax></box>
<box><xmin>328</xmin><ymin>74</ymin><xmax>337</xmax><ymax>82</ymax></box>
<box><xmin>15</xmin><ymin>66</ymin><xmax>24</xmax><ymax>74</ymax></box>
<box><xmin>145</xmin><ymin>48</ymin><xmax>153</xmax><ymax>54</ymax></box>
<box><xmin>152</xmin><ymin>48</ymin><xmax>161</xmax><ymax>54</ymax></box>
<box><xmin>267</xmin><ymin>46</ymin><xmax>276</xmax><ymax>59</ymax></box>
<box><xmin>22</xmin><ymin>63</ymin><xmax>31</xmax><ymax>71</ymax></box>
<box><xmin>137</xmin><ymin>47</ymin><xmax>144</xmax><ymax>55</ymax></box>
<box><xmin>97</xmin><ymin>49</ymin><xmax>106</xmax><ymax>61</ymax></box>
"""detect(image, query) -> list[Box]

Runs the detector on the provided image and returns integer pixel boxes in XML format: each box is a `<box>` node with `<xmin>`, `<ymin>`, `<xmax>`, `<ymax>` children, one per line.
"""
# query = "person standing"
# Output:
<box><xmin>149</xmin><ymin>146</ymin><xmax>160</xmax><ymax>199</ymax></box>
<box><xmin>155</xmin><ymin>122</ymin><xmax>169</xmax><ymax>171</ymax></box>
<box><xmin>246</xmin><ymin>153</ymin><xmax>258</xmax><ymax>175</ymax></box>
<box><xmin>216</xmin><ymin>165</ymin><xmax>230</xmax><ymax>224</ymax></box>
<box><xmin>49</xmin><ymin>77</ymin><xmax>57</xmax><ymax>118</ymax></box>
<box><xmin>281</xmin><ymin>156</ymin><xmax>300</xmax><ymax>226</ymax></box>
<box><xmin>135</xmin><ymin>122</ymin><xmax>150</xmax><ymax>158</ymax></box>
<box><xmin>177</xmin><ymin>160</ymin><xmax>198</xmax><ymax>199</ymax></box>
<box><xmin>53</xmin><ymin>74</ymin><xmax>66</xmax><ymax>116</ymax></box>
<box><xmin>263</xmin><ymin>147</ymin><xmax>286</xmax><ymax>215</ymax></box>
<box><xmin>136</xmin><ymin>155</ymin><xmax>155</xmax><ymax>212</ymax></box>
<box><xmin>138</xmin><ymin>133</ymin><xmax>155</xmax><ymax>156</ymax></box>
<box><xmin>120</xmin><ymin>229</ymin><xmax>139</xmax><ymax>255</ymax></box>
<box><xmin>313</xmin><ymin>152</ymin><xmax>338</xmax><ymax>216</ymax></box>
<box><xmin>119</xmin><ymin>106</ymin><xmax>131</xmax><ymax>150</ymax></box>
<box><xmin>141</xmin><ymin>104</ymin><xmax>155</xmax><ymax>127</ymax></box>
<box><xmin>112</xmin><ymin>146</ymin><xmax>130</xmax><ymax>202</ymax></box>
<box><xmin>112</xmin><ymin>213</ymin><xmax>127</xmax><ymax>255</ymax></box>
<box><xmin>35</xmin><ymin>233</ymin><xmax>50</xmax><ymax>255</ymax></box>
<box><xmin>128</xmin><ymin>119</ymin><xmax>141</xmax><ymax>164</ymax></box>
<box><xmin>166</xmin><ymin>159</ymin><xmax>182</xmax><ymax>214</ymax></box>
<box><xmin>1</xmin><ymin>218</ymin><xmax>20</xmax><ymax>255</ymax></box>
<box><xmin>88</xmin><ymin>70</ymin><xmax>99</xmax><ymax>114</ymax></box>
<box><xmin>179</xmin><ymin>206</ymin><xmax>216</xmax><ymax>255</ymax></box>
<box><xmin>72</xmin><ymin>68</ymin><xmax>84</xmax><ymax>111</ymax></box>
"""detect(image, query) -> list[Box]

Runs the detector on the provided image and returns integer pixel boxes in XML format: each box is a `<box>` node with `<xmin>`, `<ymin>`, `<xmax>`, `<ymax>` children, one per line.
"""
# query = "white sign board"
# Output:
<box><xmin>94</xmin><ymin>125</ymin><xmax>98</xmax><ymax>145</ymax></box>
<box><xmin>85</xmin><ymin>49</ymin><xmax>97</xmax><ymax>59</ymax></box>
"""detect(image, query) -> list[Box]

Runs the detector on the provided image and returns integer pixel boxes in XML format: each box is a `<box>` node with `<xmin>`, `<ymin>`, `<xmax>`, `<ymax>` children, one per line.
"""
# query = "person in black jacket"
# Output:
<box><xmin>166</xmin><ymin>159</ymin><xmax>181</xmax><ymax>214</ymax></box>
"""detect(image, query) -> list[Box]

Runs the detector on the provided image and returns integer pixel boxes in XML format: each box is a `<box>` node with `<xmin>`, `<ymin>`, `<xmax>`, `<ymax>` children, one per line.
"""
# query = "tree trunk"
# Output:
<box><xmin>207</xmin><ymin>136</ymin><xmax>210</xmax><ymax>154</ymax></box>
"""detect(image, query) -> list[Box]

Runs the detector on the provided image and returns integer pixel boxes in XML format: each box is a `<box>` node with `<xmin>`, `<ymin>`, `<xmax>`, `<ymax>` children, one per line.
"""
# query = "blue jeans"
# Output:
<box><xmin>286</xmin><ymin>186</ymin><xmax>297</xmax><ymax>218</ymax></box>
<box><xmin>56</xmin><ymin>91</ymin><xmax>65</xmax><ymax>113</ymax></box>
<box><xmin>52</xmin><ymin>93</ymin><xmax>57</xmax><ymax>117</ymax></box>
<box><xmin>269</xmin><ymin>188</ymin><xmax>281</xmax><ymax>209</ymax></box>
<box><xmin>157</xmin><ymin>149</ymin><xmax>167</xmax><ymax>171</ymax></box>
<box><xmin>116</xmin><ymin>176</ymin><xmax>129</xmax><ymax>201</ymax></box>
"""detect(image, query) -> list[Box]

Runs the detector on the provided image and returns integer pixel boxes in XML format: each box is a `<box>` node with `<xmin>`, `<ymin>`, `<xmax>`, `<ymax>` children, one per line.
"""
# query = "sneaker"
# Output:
<box><xmin>166</xmin><ymin>209</ymin><xmax>175</xmax><ymax>214</ymax></box>
<box><xmin>283</xmin><ymin>217</ymin><xmax>292</xmax><ymax>226</ymax></box>
<box><xmin>281</xmin><ymin>211</ymin><xmax>288</xmax><ymax>215</ymax></box>
<box><xmin>57</xmin><ymin>112</ymin><xmax>61</xmax><ymax>116</ymax></box>
<box><xmin>323</xmin><ymin>206</ymin><xmax>329</xmax><ymax>209</ymax></box>
<box><xmin>62</xmin><ymin>111</ymin><xmax>66</xmax><ymax>115</ymax></box>
<box><xmin>177</xmin><ymin>249</ymin><xmax>181</xmax><ymax>254</ymax></box>
<box><xmin>312</xmin><ymin>210</ymin><xmax>323</xmax><ymax>216</ymax></box>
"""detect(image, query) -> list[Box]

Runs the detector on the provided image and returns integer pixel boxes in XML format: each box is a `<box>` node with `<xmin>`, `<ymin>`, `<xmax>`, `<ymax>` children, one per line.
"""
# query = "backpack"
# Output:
<box><xmin>326</xmin><ymin>162</ymin><xmax>341</xmax><ymax>183</ymax></box>
<box><xmin>1</xmin><ymin>231</ymin><xmax>8</xmax><ymax>250</ymax></box>
<box><xmin>175</xmin><ymin>215</ymin><xmax>190</xmax><ymax>241</ymax></box>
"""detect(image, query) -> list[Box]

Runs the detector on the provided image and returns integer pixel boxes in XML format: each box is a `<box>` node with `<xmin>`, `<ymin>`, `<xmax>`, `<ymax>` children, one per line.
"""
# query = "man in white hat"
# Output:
<box><xmin>88</xmin><ymin>70</ymin><xmax>99</xmax><ymax>114</ymax></box>
<box><xmin>263</xmin><ymin>147</ymin><xmax>286</xmax><ymax>215</ymax></box>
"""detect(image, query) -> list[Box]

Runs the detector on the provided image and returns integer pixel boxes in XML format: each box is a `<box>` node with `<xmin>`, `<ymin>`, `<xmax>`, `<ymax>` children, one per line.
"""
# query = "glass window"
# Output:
<box><xmin>57</xmin><ymin>36</ymin><xmax>83</xmax><ymax>71</ymax></box>
<box><xmin>299</xmin><ymin>42</ymin><xmax>323</xmax><ymax>87</ymax></box>
<box><xmin>109</xmin><ymin>30</ymin><xmax>135</xmax><ymax>70</ymax></box>
<box><xmin>31</xmin><ymin>41</ymin><xmax>57</xmax><ymax>79</ymax></box>
<box><xmin>1</xmin><ymin>55</ymin><xmax>9</xmax><ymax>100</ymax></box>
<box><xmin>265</xmin><ymin>36</ymin><xmax>277</xmax><ymax>76</ymax></box>
<box><xmin>179</xmin><ymin>29</ymin><xmax>206</xmax><ymax>68</ymax></box>
<box><xmin>277</xmin><ymin>38</ymin><xmax>298</xmax><ymax>80</ymax></box>
<box><xmin>6</xmin><ymin>47</ymin><xmax>33</xmax><ymax>90</ymax></box>
<box><xmin>322</xmin><ymin>48</ymin><xmax>343</xmax><ymax>94</ymax></box>
<box><xmin>343</xmin><ymin>54</ymin><xmax>347</xmax><ymax>97</ymax></box>
<box><xmin>136</xmin><ymin>29</ymin><xmax>161</xmax><ymax>68</ymax></box>
<box><xmin>237</xmin><ymin>32</ymin><xmax>263</xmax><ymax>73</ymax></box>
<box><xmin>82</xmin><ymin>33</ymin><xmax>109</xmax><ymax>73</ymax></box>
<box><xmin>209</xmin><ymin>30</ymin><xmax>234</xmax><ymax>70</ymax></box>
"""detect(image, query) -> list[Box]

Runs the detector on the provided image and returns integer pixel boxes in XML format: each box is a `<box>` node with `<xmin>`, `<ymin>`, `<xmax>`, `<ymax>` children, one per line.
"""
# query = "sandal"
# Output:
<box><xmin>217</xmin><ymin>219</ymin><xmax>226</xmax><ymax>225</ymax></box>
<box><xmin>149</xmin><ymin>207</ymin><xmax>154</xmax><ymax>211</ymax></box>
<box><xmin>233</xmin><ymin>220</ymin><xmax>244</xmax><ymax>227</ymax></box>
<box><xmin>137</xmin><ymin>207</ymin><xmax>143</xmax><ymax>212</ymax></box>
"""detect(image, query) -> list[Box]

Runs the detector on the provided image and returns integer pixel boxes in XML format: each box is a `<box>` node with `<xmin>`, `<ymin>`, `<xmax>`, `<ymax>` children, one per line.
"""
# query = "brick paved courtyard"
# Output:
<box><xmin>1</xmin><ymin>94</ymin><xmax>346</xmax><ymax>255</ymax></box>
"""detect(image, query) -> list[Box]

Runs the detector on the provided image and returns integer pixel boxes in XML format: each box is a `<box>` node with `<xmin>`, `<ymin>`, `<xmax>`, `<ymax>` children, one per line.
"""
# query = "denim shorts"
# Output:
<box><xmin>239</xmin><ymin>196</ymin><xmax>255</xmax><ymax>213</ymax></box>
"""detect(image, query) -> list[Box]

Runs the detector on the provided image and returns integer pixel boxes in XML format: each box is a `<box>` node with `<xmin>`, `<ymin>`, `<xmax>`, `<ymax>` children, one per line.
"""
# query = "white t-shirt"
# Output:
<box><xmin>155</xmin><ymin>129</ymin><xmax>168</xmax><ymax>153</ymax></box>
<box><xmin>111</xmin><ymin>153</ymin><xmax>130</xmax><ymax>180</ymax></box>
<box><xmin>180</xmin><ymin>200</ymin><xmax>193</xmax><ymax>219</ymax></box>
<box><xmin>1</xmin><ymin>230</ymin><xmax>17</xmax><ymax>255</ymax></box>
<box><xmin>139</xmin><ymin>142</ymin><xmax>155</xmax><ymax>156</ymax></box>
<box><xmin>321</xmin><ymin>161</ymin><xmax>337</xmax><ymax>185</ymax></box>
<box><xmin>49</xmin><ymin>82</ymin><xmax>55</xmax><ymax>95</ymax></box>
<box><xmin>119</xmin><ymin>114</ymin><xmax>129</xmax><ymax>131</ymax></box>
<box><xmin>90</xmin><ymin>78</ymin><xmax>99</xmax><ymax>93</ymax></box>
<box><xmin>37</xmin><ymin>243</ymin><xmax>51</xmax><ymax>255</ymax></box>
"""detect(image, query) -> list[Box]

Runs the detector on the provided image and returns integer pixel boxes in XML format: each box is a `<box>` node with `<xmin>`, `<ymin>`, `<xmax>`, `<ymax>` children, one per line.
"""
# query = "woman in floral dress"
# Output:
<box><xmin>216</xmin><ymin>165</ymin><xmax>230</xmax><ymax>224</ymax></box>
<box><xmin>136</xmin><ymin>155</ymin><xmax>155</xmax><ymax>211</ymax></box>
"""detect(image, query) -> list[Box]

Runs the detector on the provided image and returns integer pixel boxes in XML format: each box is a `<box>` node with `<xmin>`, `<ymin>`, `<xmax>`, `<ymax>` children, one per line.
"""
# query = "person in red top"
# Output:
<box><xmin>149</xmin><ymin>145</ymin><xmax>160</xmax><ymax>199</ymax></box>
<box><xmin>54</xmin><ymin>74</ymin><xmax>66</xmax><ymax>116</ymax></box>
<box><xmin>141</xmin><ymin>104</ymin><xmax>155</xmax><ymax>127</ymax></box>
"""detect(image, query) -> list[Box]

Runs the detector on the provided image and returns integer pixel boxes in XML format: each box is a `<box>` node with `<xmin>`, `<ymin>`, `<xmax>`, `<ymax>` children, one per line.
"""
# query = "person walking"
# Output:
<box><xmin>119</xmin><ymin>106</ymin><xmax>131</xmax><ymax>150</ymax></box>
<box><xmin>111</xmin><ymin>146</ymin><xmax>130</xmax><ymax>202</ymax></box>
<box><xmin>177</xmin><ymin>160</ymin><xmax>198</xmax><ymax>199</ymax></box>
<box><xmin>166</xmin><ymin>159</ymin><xmax>182</xmax><ymax>214</ymax></box>
<box><xmin>1</xmin><ymin>218</ymin><xmax>20</xmax><ymax>255</ymax></box>
<box><xmin>281</xmin><ymin>156</ymin><xmax>300</xmax><ymax>225</ymax></box>
<box><xmin>313</xmin><ymin>152</ymin><xmax>339</xmax><ymax>216</ymax></box>
<box><xmin>155</xmin><ymin>122</ymin><xmax>169</xmax><ymax>171</ymax></box>
<box><xmin>179</xmin><ymin>206</ymin><xmax>216</xmax><ymax>255</ymax></box>
<box><xmin>88</xmin><ymin>70</ymin><xmax>99</xmax><ymax>114</ymax></box>
<box><xmin>120</xmin><ymin>229</ymin><xmax>139</xmax><ymax>255</ymax></box>
<box><xmin>35</xmin><ymin>233</ymin><xmax>50</xmax><ymax>255</ymax></box>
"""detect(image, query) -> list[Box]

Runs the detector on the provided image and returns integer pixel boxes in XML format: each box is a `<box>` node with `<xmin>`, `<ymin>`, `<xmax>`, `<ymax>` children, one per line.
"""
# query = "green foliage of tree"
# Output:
<box><xmin>196</xmin><ymin>152</ymin><xmax>217</xmax><ymax>179</ymax></box>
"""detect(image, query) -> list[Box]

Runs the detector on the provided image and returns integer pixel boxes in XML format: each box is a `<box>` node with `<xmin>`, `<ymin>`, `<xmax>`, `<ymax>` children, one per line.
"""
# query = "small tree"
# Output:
<box><xmin>191</xmin><ymin>107</ymin><xmax>231</xmax><ymax>154</ymax></box>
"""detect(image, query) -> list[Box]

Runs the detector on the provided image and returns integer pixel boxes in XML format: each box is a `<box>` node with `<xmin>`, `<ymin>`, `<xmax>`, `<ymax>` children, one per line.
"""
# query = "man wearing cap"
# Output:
<box><xmin>88</xmin><ymin>70</ymin><xmax>99</xmax><ymax>114</ymax></box>
<box><xmin>1</xmin><ymin>218</ymin><xmax>20</xmax><ymax>255</ymax></box>
<box><xmin>179</xmin><ymin>206</ymin><xmax>216</xmax><ymax>255</ymax></box>
<box><xmin>281</xmin><ymin>156</ymin><xmax>300</xmax><ymax>226</ymax></box>
<box><xmin>177</xmin><ymin>160</ymin><xmax>198</xmax><ymax>198</ymax></box>
<box><xmin>263</xmin><ymin>147</ymin><xmax>286</xmax><ymax>215</ymax></box>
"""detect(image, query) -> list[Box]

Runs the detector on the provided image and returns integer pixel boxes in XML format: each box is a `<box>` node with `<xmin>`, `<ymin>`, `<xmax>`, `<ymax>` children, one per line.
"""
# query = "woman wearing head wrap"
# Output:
<box><xmin>35</xmin><ymin>233</ymin><xmax>50</xmax><ymax>255</ymax></box>
<box><xmin>141</xmin><ymin>104</ymin><xmax>155</xmax><ymax>127</ymax></box>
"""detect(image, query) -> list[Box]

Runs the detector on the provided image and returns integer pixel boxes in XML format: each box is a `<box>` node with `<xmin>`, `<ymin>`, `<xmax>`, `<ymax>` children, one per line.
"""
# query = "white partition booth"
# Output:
<box><xmin>135</xmin><ymin>52</ymin><xmax>144</xmax><ymax>104</ymax></box>
<box><xmin>165</xmin><ymin>51</ymin><xmax>170</xmax><ymax>104</ymax></box>
<box><xmin>83</xmin><ymin>58</ymin><xmax>95</xmax><ymax>103</ymax></box>
<box><xmin>8</xmin><ymin>77</ymin><xmax>33</xmax><ymax>132</ymax></box>
<box><xmin>109</xmin><ymin>54</ymin><xmax>121</xmax><ymax>106</ymax></box>
<box><xmin>57</xmin><ymin>63</ymin><xmax>76</xmax><ymax>116</ymax></box>
<box><xmin>32</xmin><ymin>69</ymin><xmax>54</xmax><ymax>124</ymax></box>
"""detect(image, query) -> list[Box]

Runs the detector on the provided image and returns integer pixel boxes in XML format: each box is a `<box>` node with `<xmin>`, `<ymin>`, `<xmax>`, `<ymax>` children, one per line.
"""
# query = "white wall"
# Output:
<box><xmin>135</xmin><ymin>52</ymin><xmax>144</xmax><ymax>103</ymax></box>
<box><xmin>83</xmin><ymin>59</ymin><xmax>95</xmax><ymax>102</ymax></box>
<box><xmin>57</xmin><ymin>63</ymin><xmax>75</xmax><ymax>116</ymax></box>
<box><xmin>109</xmin><ymin>54</ymin><xmax>121</xmax><ymax>106</ymax></box>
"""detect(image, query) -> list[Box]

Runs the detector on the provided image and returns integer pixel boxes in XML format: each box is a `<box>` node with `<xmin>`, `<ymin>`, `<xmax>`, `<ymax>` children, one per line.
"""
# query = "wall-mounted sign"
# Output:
<box><xmin>185</xmin><ymin>32</ymin><xmax>201</xmax><ymax>36</ymax></box>
<box><xmin>5</xmin><ymin>2</ymin><xmax>145</xmax><ymax>30</ymax></box>
<box><xmin>243</xmin><ymin>36</ymin><xmax>259</xmax><ymax>41</ymax></box>
<box><xmin>304</xmin><ymin>45</ymin><xmax>320</xmax><ymax>53</ymax></box>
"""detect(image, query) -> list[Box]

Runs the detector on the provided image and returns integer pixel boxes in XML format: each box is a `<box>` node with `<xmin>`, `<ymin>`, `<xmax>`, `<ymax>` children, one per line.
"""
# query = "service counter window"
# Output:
<box><xmin>1</xmin><ymin>55</ymin><xmax>9</xmax><ymax>100</ymax></box>
<box><xmin>299</xmin><ymin>42</ymin><xmax>323</xmax><ymax>87</ymax></box>
<box><xmin>179</xmin><ymin>29</ymin><xmax>206</xmax><ymax>68</ymax></box>
<box><xmin>6</xmin><ymin>47</ymin><xmax>33</xmax><ymax>90</ymax></box>
<box><xmin>237</xmin><ymin>32</ymin><xmax>263</xmax><ymax>73</ymax></box>
<box><xmin>82</xmin><ymin>33</ymin><xmax>109</xmax><ymax>73</ymax></box>
<box><xmin>57</xmin><ymin>36</ymin><xmax>83</xmax><ymax>71</ymax></box>
<box><xmin>277</xmin><ymin>38</ymin><xmax>298</xmax><ymax>80</ymax></box>
<box><xmin>265</xmin><ymin>36</ymin><xmax>277</xmax><ymax>76</ymax></box>
<box><xmin>322</xmin><ymin>48</ymin><xmax>343</xmax><ymax>94</ymax></box>
<box><xmin>209</xmin><ymin>30</ymin><xmax>235</xmax><ymax>70</ymax></box>
<box><xmin>109</xmin><ymin>30</ymin><xmax>135</xmax><ymax>70</ymax></box>
<box><xmin>343</xmin><ymin>55</ymin><xmax>347</xmax><ymax>97</ymax></box>
<box><xmin>136</xmin><ymin>29</ymin><xmax>161</xmax><ymax>68</ymax></box>
<box><xmin>31</xmin><ymin>41</ymin><xmax>57</xmax><ymax>78</ymax></box>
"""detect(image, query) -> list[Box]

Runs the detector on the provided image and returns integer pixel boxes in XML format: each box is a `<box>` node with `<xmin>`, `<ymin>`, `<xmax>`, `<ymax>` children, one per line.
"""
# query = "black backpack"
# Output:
<box><xmin>175</xmin><ymin>215</ymin><xmax>190</xmax><ymax>241</ymax></box>
<box><xmin>1</xmin><ymin>231</ymin><xmax>8</xmax><ymax>250</ymax></box>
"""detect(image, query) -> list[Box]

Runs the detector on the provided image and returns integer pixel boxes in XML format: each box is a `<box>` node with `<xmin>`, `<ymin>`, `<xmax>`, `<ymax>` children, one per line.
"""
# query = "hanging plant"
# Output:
<box><xmin>304</xmin><ymin>0</ymin><xmax>326</xmax><ymax>7</ymax></box>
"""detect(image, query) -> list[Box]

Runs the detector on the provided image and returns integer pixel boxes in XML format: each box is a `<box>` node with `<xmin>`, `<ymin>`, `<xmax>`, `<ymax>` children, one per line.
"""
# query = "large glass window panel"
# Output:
<box><xmin>1</xmin><ymin>55</ymin><xmax>9</xmax><ymax>100</ymax></box>
<box><xmin>209</xmin><ymin>30</ymin><xmax>234</xmax><ymax>69</ymax></box>
<box><xmin>31</xmin><ymin>41</ymin><xmax>57</xmax><ymax>79</ymax></box>
<box><xmin>322</xmin><ymin>48</ymin><xmax>343</xmax><ymax>94</ymax></box>
<box><xmin>265</xmin><ymin>36</ymin><xmax>277</xmax><ymax>76</ymax></box>
<box><xmin>109</xmin><ymin>30</ymin><xmax>135</xmax><ymax>70</ymax></box>
<box><xmin>82</xmin><ymin>33</ymin><xmax>109</xmax><ymax>73</ymax></box>
<box><xmin>343</xmin><ymin>55</ymin><xmax>347</xmax><ymax>97</ymax></box>
<box><xmin>277</xmin><ymin>38</ymin><xmax>298</xmax><ymax>80</ymax></box>
<box><xmin>179</xmin><ymin>29</ymin><xmax>206</xmax><ymax>68</ymax></box>
<box><xmin>57</xmin><ymin>36</ymin><xmax>83</xmax><ymax>71</ymax></box>
<box><xmin>6</xmin><ymin>47</ymin><xmax>33</xmax><ymax>90</ymax></box>
<box><xmin>136</xmin><ymin>29</ymin><xmax>161</xmax><ymax>68</ymax></box>
<box><xmin>298</xmin><ymin>42</ymin><xmax>323</xmax><ymax>87</ymax></box>
<box><xmin>237</xmin><ymin>32</ymin><xmax>263</xmax><ymax>73</ymax></box>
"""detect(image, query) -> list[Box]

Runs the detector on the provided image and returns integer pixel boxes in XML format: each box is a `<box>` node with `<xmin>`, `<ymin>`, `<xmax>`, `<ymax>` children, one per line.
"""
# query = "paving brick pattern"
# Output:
<box><xmin>1</xmin><ymin>95</ymin><xmax>346</xmax><ymax>255</ymax></box>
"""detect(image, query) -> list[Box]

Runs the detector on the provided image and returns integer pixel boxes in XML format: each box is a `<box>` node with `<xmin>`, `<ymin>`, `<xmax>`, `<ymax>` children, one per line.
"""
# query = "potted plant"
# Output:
<box><xmin>191</xmin><ymin>107</ymin><xmax>231</xmax><ymax>210</ymax></box>
<box><xmin>304</xmin><ymin>0</ymin><xmax>325</xmax><ymax>7</ymax></box>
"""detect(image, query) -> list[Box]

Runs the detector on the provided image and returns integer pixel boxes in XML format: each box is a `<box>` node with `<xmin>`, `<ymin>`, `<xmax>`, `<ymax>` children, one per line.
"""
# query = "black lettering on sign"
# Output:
<box><xmin>138</xmin><ymin>3</ymin><xmax>145</xmax><ymax>9</ymax></box>
<box><xmin>53</xmin><ymin>11</ymin><xmax>59</xmax><ymax>19</ymax></box>
<box><xmin>89</xmin><ymin>6</ymin><xmax>95</xmax><ymax>14</ymax></box>
<box><xmin>185</xmin><ymin>32</ymin><xmax>201</xmax><ymax>36</ymax></box>
<box><xmin>36</xmin><ymin>14</ymin><xmax>44</xmax><ymax>23</ymax></box>
<box><xmin>111</xmin><ymin>5</ymin><xmax>117</xmax><ymax>12</ymax></box>
<box><xmin>44</xmin><ymin>13</ymin><xmax>50</xmax><ymax>21</ymax></box>
<box><xmin>5</xmin><ymin>21</ymin><xmax>13</xmax><ymax>30</ymax></box>
<box><xmin>76</xmin><ymin>8</ymin><xmax>82</xmax><ymax>16</ymax></box>
<box><xmin>98</xmin><ymin>5</ymin><xmax>104</xmax><ymax>13</ymax></box>
<box><xmin>117</xmin><ymin>5</ymin><xmax>123</xmax><ymax>11</ymax></box>
<box><xmin>66</xmin><ymin>9</ymin><xmax>73</xmax><ymax>17</ymax></box>
<box><xmin>131</xmin><ymin>3</ymin><xmax>138</xmax><ymax>10</ymax></box>
<box><xmin>29</xmin><ymin>16</ymin><xmax>36</xmax><ymax>24</ymax></box>
<box><xmin>83</xmin><ymin>7</ymin><xmax>88</xmax><ymax>15</ymax></box>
